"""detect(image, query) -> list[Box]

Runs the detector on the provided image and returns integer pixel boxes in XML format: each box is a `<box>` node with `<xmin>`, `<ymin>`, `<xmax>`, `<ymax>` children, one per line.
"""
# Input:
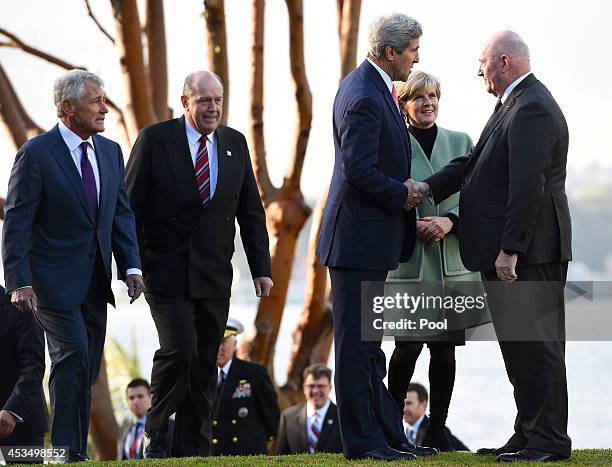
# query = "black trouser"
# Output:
<box><xmin>482</xmin><ymin>262</ymin><xmax>571</xmax><ymax>458</ymax></box>
<box><xmin>144</xmin><ymin>293</ymin><xmax>229</xmax><ymax>457</ymax></box>
<box><xmin>34</xmin><ymin>255</ymin><xmax>108</xmax><ymax>457</ymax></box>
<box><xmin>329</xmin><ymin>267</ymin><xmax>408</xmax><ymax>457</ymax></box>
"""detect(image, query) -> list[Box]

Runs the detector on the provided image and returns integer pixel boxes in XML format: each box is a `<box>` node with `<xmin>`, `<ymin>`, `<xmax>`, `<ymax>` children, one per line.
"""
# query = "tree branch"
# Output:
<box><xmin>84</xmin><ymin>0</ymin><xmax>116</xmax><ymax>44</ymax></box>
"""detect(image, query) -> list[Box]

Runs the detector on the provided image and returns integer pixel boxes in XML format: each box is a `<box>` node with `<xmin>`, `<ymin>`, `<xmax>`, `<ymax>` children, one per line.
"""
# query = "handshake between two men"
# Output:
<box><xmin>403</xmin><ymin>178</ymin><xmax>431</xmax><ymax>211</ymax></box>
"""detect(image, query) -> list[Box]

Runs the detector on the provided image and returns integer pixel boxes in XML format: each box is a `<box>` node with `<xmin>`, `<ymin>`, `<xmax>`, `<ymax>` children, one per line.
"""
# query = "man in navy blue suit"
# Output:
<box><xmin>316</xmin><ymin>14</ymin><xmax>434</xmax><ymax>461</ymax></box>
<box><xmin>2</xmin><ymin>70</ymin><xmax>144</xmax><ymax>462</ymax></box>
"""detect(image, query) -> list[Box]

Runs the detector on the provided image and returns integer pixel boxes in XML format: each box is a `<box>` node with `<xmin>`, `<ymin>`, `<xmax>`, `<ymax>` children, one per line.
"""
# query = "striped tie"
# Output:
<box><xmin>307</xmin><ymin>411</ymin><xmax>319</xmax><ymax>453</ymax></box>
<box><xmin>195</xmin><ymin>135</ymin><xmax>210</xmax><ymax>206</ymax></box>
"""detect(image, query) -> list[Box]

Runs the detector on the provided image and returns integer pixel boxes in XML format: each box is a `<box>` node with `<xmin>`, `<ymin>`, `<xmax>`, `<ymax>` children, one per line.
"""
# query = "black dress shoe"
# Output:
<box><xmin>67</xmin><ymin>451</ymin><xmax>89</xmax><ymax>463</ymax></box>
<box><xmin>477</xmin><ymin>443</ymin><xmax>523</xmax><ymax>456</ymax></box>
<box><xmin>423</xmin><ymin>427</ymin><xmax>454</xmax><ymax>452</ymax></box>
<box><xmin>392</xmin><ymin>442</ymin><xmax>438</xmax><ymax>456</ymax></box>
<box><xmin>143</xmin><ymin>434</ymin><xmax>169</xmax><ymax>459</ymax></box>
<box><xmin>350</xmin><ymin>445</ymin><xmax>417</xmax><ymax>461</ymax></box>
<box><xmin>496</xmin><ymin>449</ymin><xmax>570</xmax><ymax>462</ymax></box>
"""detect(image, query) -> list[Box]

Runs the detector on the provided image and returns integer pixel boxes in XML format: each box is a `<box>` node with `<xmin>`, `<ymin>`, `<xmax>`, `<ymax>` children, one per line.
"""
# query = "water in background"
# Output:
<box><xmin>108</xmin><ymin>294</ymin><xmax>612</xmax><ymax>450</ymax></box>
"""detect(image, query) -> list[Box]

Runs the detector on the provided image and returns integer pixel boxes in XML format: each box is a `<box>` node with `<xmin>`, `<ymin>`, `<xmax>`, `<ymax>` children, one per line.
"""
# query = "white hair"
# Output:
<box><xmin>53</xmin><ymin>70</ymin><xmax>104</xmax><ymax>117</ymax></box>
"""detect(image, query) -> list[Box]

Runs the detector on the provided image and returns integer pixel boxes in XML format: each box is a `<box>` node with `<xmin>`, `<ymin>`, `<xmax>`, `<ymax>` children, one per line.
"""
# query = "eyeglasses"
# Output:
<box><xmin>303</xmin><ymin>384</ymin><xmax>330</xmax><ymax>390</ymax></box>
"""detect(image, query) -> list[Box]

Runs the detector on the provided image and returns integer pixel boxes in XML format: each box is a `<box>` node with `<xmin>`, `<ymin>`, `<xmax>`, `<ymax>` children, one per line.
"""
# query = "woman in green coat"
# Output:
<box><xmin>386</xmin><ymin>71</ymin><xmax>489</xmax><ymax>451</ymax></box>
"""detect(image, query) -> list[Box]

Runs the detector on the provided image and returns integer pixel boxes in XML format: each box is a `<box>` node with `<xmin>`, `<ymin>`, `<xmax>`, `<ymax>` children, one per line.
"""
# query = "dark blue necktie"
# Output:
<box><xmin>80</xmin><ymin>142</ymin><xmax>98</xmax><ymax>221</ymax></box>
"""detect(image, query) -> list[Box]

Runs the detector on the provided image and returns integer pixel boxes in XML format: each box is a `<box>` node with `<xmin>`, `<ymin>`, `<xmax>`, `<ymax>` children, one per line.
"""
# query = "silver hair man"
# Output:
<box><xmin>182</xmin><ymin>70</ymin><xmax>224</xmax><ymax>97</ymax></box>
<box><xmin>367</xmin><ymin>13</ymin><xmax>423</xmax><ymax>60</ymax></box>
<box><xmin>53</xmin><ymin>70</ymin><xmax>104</xmax><ymax>118</ymax></box>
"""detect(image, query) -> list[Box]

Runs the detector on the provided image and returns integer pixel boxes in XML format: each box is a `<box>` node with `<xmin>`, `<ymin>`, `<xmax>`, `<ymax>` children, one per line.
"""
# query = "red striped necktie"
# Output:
<box><xmin>195</xmin><ymin>135</ymin><xmax>211</xmax><ymax>206</ymax></box>
<box><xmin>307</xmin><ymin>411</ymin><xmax>320</xmax><ymax>453</ymax></box>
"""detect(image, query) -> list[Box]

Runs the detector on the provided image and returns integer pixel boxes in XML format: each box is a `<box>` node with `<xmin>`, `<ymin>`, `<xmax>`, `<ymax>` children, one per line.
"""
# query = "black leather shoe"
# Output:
<box><xmin>67</xmin><ymin>451</ymin><xmax>89</xmax><ymax>463</ymax></box>
<box><xmin>350</xmin><ymin>445</ymin><xmax>417</xmax><ymax>461</ymax></box>
<box><xmin>392</xmin><ymin>442</ymin><xmax>438</xmax><ymax>456</ymax></box>
<box><xmin>423</xmin><ymin>427</ymin><xmax>454</xmax><ymax>452</ymax></box>
<box><xmin>477</xmin><ymin>443</ymin><xmax>523</xmax><ymax>456</ymax></box>
<box><xmin>496</xmin><ymin>449</ymin><xmax>570</xmax><ymax>462</ymax></box>
<box><xmin>143</xmin><ymin>433</ymin><xmax>168</xmax><ymax>459</ymax></box>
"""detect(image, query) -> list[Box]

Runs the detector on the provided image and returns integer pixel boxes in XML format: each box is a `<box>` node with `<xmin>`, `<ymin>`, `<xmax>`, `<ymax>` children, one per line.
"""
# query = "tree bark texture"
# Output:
<box><xmin>89</xmin><ymin>355</ymin><xmax>119</xmax><ymax>460</ymax></box>
<box><xmin>203</xmin><ymin>0</ymin><xmax>229</xmax><ymax>124</ymax></box>
<box><xmin>145</xmin><ymin>0</ymin><xmax>171</xmax><ymax>120</ymax></box>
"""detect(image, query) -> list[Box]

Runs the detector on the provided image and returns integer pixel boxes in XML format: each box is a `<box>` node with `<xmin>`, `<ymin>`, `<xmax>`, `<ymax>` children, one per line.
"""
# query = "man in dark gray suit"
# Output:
<box><xmin>2</xmin><ymin>70</ymin><xmax>144</xmax><ymax>462</ymax></box>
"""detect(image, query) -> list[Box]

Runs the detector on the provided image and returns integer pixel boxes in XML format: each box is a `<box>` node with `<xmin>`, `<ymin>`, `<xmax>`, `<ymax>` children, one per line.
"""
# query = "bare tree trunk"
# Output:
<box><xmin>238</xmin><ymin>0</ymin><xmax>313</xmax><ymax>377</ymax></box>
<box><xmin>89</xmin><ymin>355</ymin><xmax>119</xmax><ymax>460</ymax></box>
<box><xmin>203</xmin><ymin>0</ymin><xmax>229</xmax><ymax>124</ymax></box>
<box><xmin>110</xmin><ymin>0</ymin><xmax>156</xmax><ymax>140</ymax></box>
<box><xmin>145</xmin><ymin>0</ymin><xmax>170</xmax><ymax>121</ymax></box>
<box><xmin>281</xmin><ymin>0</ymin><xmax>361</xmax><ymax>404</ymax></box>
<box><xmin>0</xmin><ymin>63</ymin><xmax>29</xmax><ymax>150</ymax></box>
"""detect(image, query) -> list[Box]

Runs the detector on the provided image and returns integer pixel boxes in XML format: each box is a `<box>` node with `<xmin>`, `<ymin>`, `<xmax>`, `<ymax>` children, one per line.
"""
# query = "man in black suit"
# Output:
<box><xmin>275</xmin><ymin>364</ymin><xmax>342</xmax><ymax>455</ymax></box>
<box><xmin>126</xmin><ymin>71</ymin><xmax>272</xmax><ymax>458</ymax></box>
<box><xmin>417</xmin><ymin>31</ymin><xmax>572</xmax><ymax>463</ymax></box>
<box><xmin>2</xmin><ymin>70</ymin><xmax>144</xmax><ymax>462</ymax></box>
<box><xmin>402</xmin><ymin>383</ymin><xmax>468</xmax><ymax>452</ymax></box>
<box><xmin>316</xmin><ymin>13</ymin><xmax>433</xmax><ymax>461</ymax></box>
<box><xmin>212</xmin><ymin>318</ymin><xmax>279</xmax><ymax>455</ymax></box>
<box><xmin>0</xmin><ymin>287</ymin><xmax>48</xmax><ymax>449</ymax></box>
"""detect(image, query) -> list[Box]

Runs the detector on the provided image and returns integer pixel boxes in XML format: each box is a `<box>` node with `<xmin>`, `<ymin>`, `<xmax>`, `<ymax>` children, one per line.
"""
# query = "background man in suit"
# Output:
<box><xmin>316</xmin><ymin>14</ymin><xmax>432</xmax><ymax>461</ymax></box>
<box><xmin>119</xmin><ymin>379</ymin><xmax>152</xmax><ymax>460</ymax></box>
<box><xmin>126</xmin><ymin>71</ymin><xmax>272</xmax><ymax>458</ymax></box>
<box><xmin>212</xmin><ymin>317</ymin><xmax>279</xmax><ymax>455</ymax></box>
<box><xmin>275</xmin><ymin>364</ymin><xmax>342</xmax><ymax>455</ymax></box>
<box><xmin>0</xmin><ymin>286</ymin><xmax>48</xmax><ymax>448</ymax></box>
<box><xmin>418</xmin><ymin>31</ymin><xmax>572</xmax><ymax>462</ymax></box>
<box><xmin>402</xmin><ymin>383</ymin><xmax>468</xmax><ymax>451</ymax></box>
<box><xmin>2</xmin><ymin>70</ymin><xmax>144</xmax><ymax>462</ymax></box>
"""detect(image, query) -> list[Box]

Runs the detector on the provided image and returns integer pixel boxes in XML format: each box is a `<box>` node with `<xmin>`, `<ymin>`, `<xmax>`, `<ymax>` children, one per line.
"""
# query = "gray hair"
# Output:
<box><xmin>488</xmin><ymin>30</ymin><xmax>530</xmax><ymax>60</ymax></box>
<box><xmin>53</xmin><ymin>70</ymin><xmax>104</xmax><ymax>117</ymax></box>
<box><xmin>367</xmin><ymin>13</ymin><xmax>422</xmax><ymax>60</ymax></box>
<box><xmin>396</xmin><ymin>70</ymin><xmax>442</xmax><ymax>106</ymax></box>
<box><xmin>182</xmin><ymin>71</ymin><xmax>224</xmax><ymax>97</ymax></box>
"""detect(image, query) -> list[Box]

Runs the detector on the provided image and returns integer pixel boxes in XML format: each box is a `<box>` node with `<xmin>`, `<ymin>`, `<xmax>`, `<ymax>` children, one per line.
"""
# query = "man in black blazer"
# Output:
<box><xmin>2</xmin><ymin>70</ymin><xmax>143</xmax><ymax>462</ymax></box>
<box><xmin>275</xmin><ymin>364</ymin><xmax>342</xmax><ymax>455</ymax></box>
<box><xmin>316</xmin><ymin>14</ymin><xmax>433</xmax><ymax>462</ymax></box>
<box><xmin>0</xmin><ymin>287</ymin><xmax>48</xmax><ymax>448</ymax></box>
<box><xmin>211</xmin><ymin>318</ymin><xmax>279</xmax><ymax>455</ymax></box>
<box><xmin>126</xmin><ymin>71</ymin><xmax>272</xmax><ymax>458</ymax></box>
<box><xmin>419</xmin><ymin>31</ymin><xmax>572</xmax><ymax>463</ymax></box>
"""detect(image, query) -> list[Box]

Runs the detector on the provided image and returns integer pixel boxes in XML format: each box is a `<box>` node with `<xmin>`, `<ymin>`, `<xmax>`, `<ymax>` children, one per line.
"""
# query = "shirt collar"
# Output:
<box><xmin>306</xmin><ymin>398</ymin><xmax>331</xmax><ymax>419</ymax></box>
<box><xmin>366</xmin><ymin>58</ymin><xmax>394</xmax><ymax>94</ymax></box>
<box><xmin>220</xmin><ymin>358</ymin><xmax>233</xmax><ymax>377</ymax></box>
<box><xmin>404</xmin><ymin>413</ymin><xmax>425</xmax><ymax>433</ymax></box>
<box><xmin>185</xmin><ymin>117</ymin><xmax>216</xmax><ymax>147</ymax></box>
<box><xmin>58</xmin><ymin>121</ymin><xmax>94</xmax><ymax>152</ymax></box>
<box><xmin>501</xmin><ymin>71</ymin><xmax>532</xmax><ymax>104</ymax></box>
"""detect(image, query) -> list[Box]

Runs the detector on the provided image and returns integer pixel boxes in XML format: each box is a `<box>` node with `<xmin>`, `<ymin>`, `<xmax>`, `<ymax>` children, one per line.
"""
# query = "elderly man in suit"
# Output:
<box><xmin>316</xmin><ymin>14</ymin><xmax>434</xmax><ymax>461</ymax></box>
<box><xmin>211</xmin><ymin>318</ymin><xmax>279</xmax><ymax>455</ymax></box>
<box><xmin>275</xmin><ymin>364</ymin><xmax>342</xmax><ymax>455</ymax></box>
<box><xmin>416</xmin><ymin>31</ymin><xmax>572</xmax><ymax>462</ymax></box>
<box><xmin>0</xmin><ymin>286</ymin><xmax>48</xmax><ymax>449</ymax></box>
<box><xmin>126</xmin><ymin>71</ymin><xmax>272</xmax><ymax>458</ymax></box>
<box><xmin>2</xmin><ymin>70</ymin><xmax>144</xmax><ymax>462</ymax></box>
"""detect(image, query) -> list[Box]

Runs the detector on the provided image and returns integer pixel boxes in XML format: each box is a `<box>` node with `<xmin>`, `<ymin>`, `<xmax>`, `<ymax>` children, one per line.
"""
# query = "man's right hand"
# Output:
<box><xmin>11</xmin><ymin>287</ymin><xmax>38</xmax><ymax>312</ymax></box>
<box><xmin>403</xmin><ymin>179</ymin><xmax>430</xmax><ymax>211</ymax></box>
<box><xmin>0</xmin><ymin>410</ymin><xmax>17</xmax><ymax>439</ymax></box>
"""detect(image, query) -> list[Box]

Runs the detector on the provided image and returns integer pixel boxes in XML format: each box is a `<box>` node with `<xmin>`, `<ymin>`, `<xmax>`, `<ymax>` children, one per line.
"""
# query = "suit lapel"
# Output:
<box><xmin>48</xmin><ymin>125</ymin><xmax>95</xmax><ymax>224</ymax></box>
<box><xmin>167</xmin><ymin>117</ymin><xmax>202</xmax><ymax>206</ymax></box>
<box><xmin>296</xmin><ymin>404</ymin><xmax>308</xmax><ymax>452</ymax></box>
<box><xmin>212</xmin><ymin>126</ymin><xmax>228</xmax><ymax>206</ymax></box>
<box><xmin>93</xmin><ymin>135</ymin><xmax>111</xmax><ymax>225</ymax></box>
<box><xmin>316</xmin><ymin>402</ymin><xmax>337</xmax><ymax>450</ymax></box>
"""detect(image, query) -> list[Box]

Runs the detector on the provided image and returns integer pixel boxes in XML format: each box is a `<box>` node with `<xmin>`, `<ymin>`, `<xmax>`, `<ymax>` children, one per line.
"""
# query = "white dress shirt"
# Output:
<box><xmin>306</xmin><ymin>398</ymin><xmax>331</xmax><ymax>435</ymax></box>
<box><xmin>218</xmin><ymin>358</ymin><xmax>233</xmax><ymax>385</ymax></box>
<box><xmin>500</xmin><ymin>71</ymin><xmax>532</xmax><ymax>104</ymax></box>
<box><xmin>185</xmin><ymin>118</ymin><xmax>219</xmax><ymax>199</ymax></box>
<box><xmin>403</xmin><ymin>413</ymin><xmax>425</xmax><ymax>444</ymax></box>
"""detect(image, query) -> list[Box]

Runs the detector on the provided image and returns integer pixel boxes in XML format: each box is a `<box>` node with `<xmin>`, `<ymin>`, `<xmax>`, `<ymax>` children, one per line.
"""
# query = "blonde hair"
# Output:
<box><xmin>395</xmin><ymin>70</ymin><xmax>441</xmax><ymax>107</ymax></box>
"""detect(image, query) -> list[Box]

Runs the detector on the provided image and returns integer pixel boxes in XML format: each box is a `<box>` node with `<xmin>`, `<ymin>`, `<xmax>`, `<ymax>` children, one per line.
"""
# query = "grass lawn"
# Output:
<box><xmin>34</xmin><ymin>450</ymin><xmax>612</xmax><ymax>466</ymax></box>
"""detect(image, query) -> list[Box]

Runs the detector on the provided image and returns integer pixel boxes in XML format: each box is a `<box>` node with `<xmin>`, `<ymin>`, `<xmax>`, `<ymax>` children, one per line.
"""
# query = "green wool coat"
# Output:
<box><xmin>386</xmin><ymin>126</ymin><xmax>490</xmax><ymax>339</ymax></box>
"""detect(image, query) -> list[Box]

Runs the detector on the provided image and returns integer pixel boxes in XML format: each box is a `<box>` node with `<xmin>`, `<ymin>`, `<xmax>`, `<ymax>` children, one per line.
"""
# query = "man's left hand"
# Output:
<box><xmin>125</xmin><ymin>274</ymin><xmax>145</xmax><ymax>303</ymax></box>
<box><xmin>0</xmin><ymin>410</ymin><xmax>17</xmax><ymax>439</ymax></box>
<box><xmin>254</xmin><ymin>277</ymin><xmax>273</xmax><ymax>297</ymax></box>
<box><xmin>495</xmin><ymin>249</ymin><xmax>518</xmax><ymax>283</ymax></box>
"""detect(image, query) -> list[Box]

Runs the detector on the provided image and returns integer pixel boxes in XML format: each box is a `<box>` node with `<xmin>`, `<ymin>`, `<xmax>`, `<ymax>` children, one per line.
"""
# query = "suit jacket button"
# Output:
<box><xmin>225</xmin><ymin>216</ymin><xmax>230</xmax><ymax>222</ymax></box>
<box><xmin>232</xmin><ymin>437</ymin><xmax>238</xmax><ymax>443</ymax></box>
<box><xmin>213</xmin><ymin>420</ymin><xmax>218</xmax><ymax>426</ymax></box>
<box><xmin>231</xmin><ymin>419</ymin><xmax>237</xmax><ymax>425</ymax></box>
<box><xmin>212</xmin><ymin>438</ymin><xmax>219</xmax><ymax>445</ymax></box>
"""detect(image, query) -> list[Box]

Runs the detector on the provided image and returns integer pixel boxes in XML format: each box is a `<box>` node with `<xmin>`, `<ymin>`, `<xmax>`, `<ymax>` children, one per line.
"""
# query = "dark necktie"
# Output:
<box><xmin>493</xmin><ymin>98</ymin><xmax>502</xmax><ymax>114</ymax></box>
<box><xmin>80</xmin><ymin>142</ymin><xmax>98</xmax><ymax>220</ymax></box>
<box><xmin>128</xmin><ymin>419</ymin><xmax>144</xmax><ymax>459</ymax></box>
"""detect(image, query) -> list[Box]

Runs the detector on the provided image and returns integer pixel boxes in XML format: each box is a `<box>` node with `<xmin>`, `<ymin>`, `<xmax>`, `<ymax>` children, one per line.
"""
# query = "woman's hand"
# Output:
<box><xmin>418</xmin><ymin>216</ymin><xmax>453</xmax><ymax>243</ymax></box>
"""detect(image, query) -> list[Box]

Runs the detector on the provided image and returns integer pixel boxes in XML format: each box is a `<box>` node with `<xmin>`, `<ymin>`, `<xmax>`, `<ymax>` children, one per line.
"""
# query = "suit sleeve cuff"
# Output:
<box><xmin>125</xmin><ymin>268</ymin><xmax>142</xmax><ymax>277</ymax></box>
<box><xmin>7</xmin><ymin>410</ymin><xmax>23</xmax><ymax>423</ymax></box>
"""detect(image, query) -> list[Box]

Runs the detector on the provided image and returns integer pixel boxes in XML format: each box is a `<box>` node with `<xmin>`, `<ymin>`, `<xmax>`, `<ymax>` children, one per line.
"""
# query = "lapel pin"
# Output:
<box><xmin>328</xmin><ymin>419</ymin><xmax>333</xmax><ymax>425</ymax></box>
<box><xmin>226</xmin><ymin>150</ymin><xmax>232</xmax><ymax>157</ymax></box>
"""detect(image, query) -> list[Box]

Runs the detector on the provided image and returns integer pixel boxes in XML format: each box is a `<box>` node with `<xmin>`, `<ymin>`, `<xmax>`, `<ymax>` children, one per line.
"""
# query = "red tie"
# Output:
<box><xmin>391</xmin><ymin>84</ymin><xmax>400</xmax><ymax>113</ymax></box>
<box><xmin>195</xmin><ymin>135</ymin><xmax>211</xmax><ymax>206</ymax></box>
